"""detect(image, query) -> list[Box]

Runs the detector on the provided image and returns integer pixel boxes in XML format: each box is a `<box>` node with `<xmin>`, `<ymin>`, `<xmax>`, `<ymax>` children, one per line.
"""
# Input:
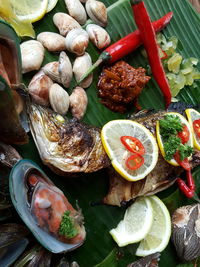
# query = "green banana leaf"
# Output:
<box><xmin>14</xmin><ymin>0</ymin><xmax>200</xmax><ymax>266</ymax></box>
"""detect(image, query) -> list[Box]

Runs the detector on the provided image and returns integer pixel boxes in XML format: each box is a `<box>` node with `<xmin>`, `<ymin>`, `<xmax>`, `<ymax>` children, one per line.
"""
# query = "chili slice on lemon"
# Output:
<box><xmin>177</xmin><ymin>124</ymin><xmax>190</xmax><ymax>144</ymax></box>
<box><xmin>125</xmin><ymin>153</ymin><xmax>144</xmax><ymax>170</ymax></box>
<box><xmin>120</xmin><ymin>136</ymin><xmax>145</xmax><ymax>155</ymax></box>
<box><xmin>193</xmin><ymin>119</ymin><xmax>200</xmax><ymax>138</ymax></box>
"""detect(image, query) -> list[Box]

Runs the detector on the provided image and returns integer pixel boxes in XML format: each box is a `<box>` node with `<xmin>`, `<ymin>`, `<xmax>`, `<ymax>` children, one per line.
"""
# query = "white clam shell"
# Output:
<box><xmin>28</xmin><ymin>70</ymin><xmax>53</xmax><ymax>106</ymax></box>
<box><xmin>58</xmin><ymin>51</ymin><xmax>73</xmax><ymax>88</ymax></box>
<box><xmin>64</xmin><ymin>0</ymin><xmax>87</xmax><ymax>25</ymax></box>
<box><xmin>86</xmin><ymin>24</ymin><xmax>111</xmax><ymax>49</ymax></box>
<box><xmin>85</xmin><ymin>0</ymin><xmax>107</xmax><ymax>27</ymax></box>
<box><xmin>42</xmin><ymin>61</ymin><xmax>61</xmax><ymax>84</ymax></box>
<box><xmin>20</xmin><ymin>40</ymin><xmax>45</xmax><ymax>74</ymax></box>
<box><xmin>80</xmin><ymin>0</ymin><xmax>88</xmax><ymax>2</ymax></box>
<box><xmin>65</xmin><ymin>28</ymin><xmax>89</xmax><ymax>56</ymax></box>
<box><xmin>53</xmin><ymin>13</ymin><xmax>81</xmax><ymax>36</ymax></box>
<box><xmin>73</xmin><ymin>52</ymin><xmax>93</xmax><ymax>88</ymax></box>
<box><xmin>37</xmin><ymin>32</ymin><xmax>66</xmax><ymax>52</ymax></box>
<box><xmin>49</xmin><ymin>83</ymin><xmax>70</xmax><ymax>115</ymax></box>
<box><xmin>69</xmin><ymin>87</ymin><xmax>88</xmax><ymax>120</ymax></box>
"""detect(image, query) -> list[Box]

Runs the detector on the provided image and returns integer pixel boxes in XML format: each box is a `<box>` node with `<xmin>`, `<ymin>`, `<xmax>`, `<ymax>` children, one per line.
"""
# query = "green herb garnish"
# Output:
<box><xmin>160</xmin><ymin>114</ymin><xmax>183</xmax><ymax>139</ymax></box>
<box><xmin>59</xmin><ymin>211</ymin><xmax>78</xmax><ymax>239</ymax></box>
<box><xmin>159</xmin><ymin>114</ymin><xmax>193</xmax><ymax>161</ymax></box>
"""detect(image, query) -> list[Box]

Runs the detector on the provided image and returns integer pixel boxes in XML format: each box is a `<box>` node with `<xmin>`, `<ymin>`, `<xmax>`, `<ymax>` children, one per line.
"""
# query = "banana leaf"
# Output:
<box><xmin>15</xmin><ymin>0</ymin><xmax>200</xmax><ymax>266</ymax></box>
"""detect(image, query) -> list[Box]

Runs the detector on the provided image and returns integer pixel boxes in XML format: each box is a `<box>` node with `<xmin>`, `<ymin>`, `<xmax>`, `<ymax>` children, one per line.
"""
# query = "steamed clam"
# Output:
<box><xmin>42</xmin><ymin>61</ymin><xmax>61</xmax><ymax>84</ymax></box>
<box><xmin>86</xmin><ymin>24</ymin><xmax>111</xmax><ymax>49</ymax></box>
<box><xmin>9</xmin><ymin>159</ymin><xmax>86</xmax><ymax>253</ymax></box>
<box><xmin>37</xmin><ymin>32</ymin><xmax>66</xmax><ymax>52</ymax></box>
<box><xmin>53</xmin><ymin>13</ymin><xmax>81</xmax><ymax>36</ymax></box>
<box><xmin>64</xmin><ymin>0</ymin><xmax>87</xmax><ymax>25</ymax></box>
<box><xmin>58</xmin><ymin>51</ymin><xmax>73</xmax><ymax>88</ymax></box>
<box><xmin>85</xmin><ymin>0</ymin><xmax>108</xmax><ymax>27</ymax></box>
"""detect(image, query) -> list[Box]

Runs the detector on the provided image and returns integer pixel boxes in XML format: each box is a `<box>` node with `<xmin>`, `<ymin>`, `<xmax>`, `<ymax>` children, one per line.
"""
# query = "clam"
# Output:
<box><xmin>37</xmin><ymin>32</ymin><xmax>66</xmax><ymax>52</ymax></box>
<box><xmin>127</xmin><ymin>252</ymin><xmax>160</xmax><ymax>267</ymax></box>
<box><xmin>28</xmin><ymin>70</ymin><xmax>54</xmax><ymax>106</ymax></box>
<box><xmin>59</xmin><ymin>51</ymin><xmax>73</xmax><ymax>88</ymax></box>
<box><xmin>20</xmin><ymin>40</ymin><xmax>45</xmax><ymax>74</ymax></box>
<box><xmin>65</xmin><ymin>28</ymin><xmax>89</xmax><ymax>56</ymax></box>
<box><xmin>69</xmin><ymin>87</ymin><xmax>88</xmax><ymax>120</ymax></box>
<box><xmin>172</xmin><ymin>204</ymin><xmax>200</xmax><ymax>262</ymax></box>
<box><xmin>42</xmin><ymin>61</ymin><xmax>61</xmax><ymax>84</ymax></box>
<box><xmin>73</xmin><ymin>52</ymin><xmax>93</xmax><ymax>88</ymax></box>
<box><xmin>0</xmin><ymin>20</ymin><xmax>28</xmax><ymax>145</ymax></box>
<box><xmin>9</xmin><ymin>159</ymin><xmax>86</xmax><ymax>253</ymax></box>
<box><xmin>64</xmin><ymin>0</ymin><xmax>87</xmax><ymax>25</ymax></box>
<box><xmin>53</xmin><ymin>13</ymin><xmax>81</xmax><ymax>36</ymax></box>
<box><xmin>86</xmin><ymin>24</ymin><xmax>111</xmax><ymax>49</ymax></box>
<box><xmin>85</xmin><ymin>0</ymin><xmax>107</xmax><ymax>27</ymax></box>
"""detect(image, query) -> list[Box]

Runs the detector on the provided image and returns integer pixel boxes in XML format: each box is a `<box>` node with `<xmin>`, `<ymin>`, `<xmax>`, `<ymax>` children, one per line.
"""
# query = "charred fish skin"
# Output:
<box><xmin>28</xmin><ymin>104</ymin><xmax>110</xmax><ymax>176</ymax></box>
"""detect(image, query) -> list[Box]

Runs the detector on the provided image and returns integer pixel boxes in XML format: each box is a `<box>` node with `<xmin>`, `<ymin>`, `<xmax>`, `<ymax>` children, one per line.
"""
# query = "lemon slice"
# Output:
<box><xmin>10</xmin><ymin>0</ymin><xmax>48</xmax><ymax>23</ymax></box>
<box><xmin>156</xmin><ymin>112</ymin><xmax>193</xmax><ymax>166</ymax></box>
<box><xmin>101</xmin><ymin>120</ymin><xmax>158</xmax><ymax>181</ymax></box>
<box><xmin>136</xmin><ymin>195</ymin><xmax>171</xmax><ymax>257</ymax></box>
<box><xmin>46</xmin><ymin>0</ymin><xmax>58</xmax><ymax>13</ymax></box>
<box><xmin>110</xmin><ymin>197</ymin><xmax>153</xmax><ymax>247</ymax></box>
<box><xmin>185</xmin><ymin>108</ymin><xmax>200</xmax><ymax>150</ymax></box>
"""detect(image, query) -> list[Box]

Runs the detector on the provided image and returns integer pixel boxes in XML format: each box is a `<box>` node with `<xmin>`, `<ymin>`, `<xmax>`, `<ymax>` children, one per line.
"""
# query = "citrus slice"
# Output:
<box><xmin>10</xmin><ymin>0</ymin><xmax>48</xmax><ymax>23</ymax></box>
<box><xmin>185</xmin><ymin>108</ymin><xmax>200</xmax><ymax>150</ymax></box>
<box><xmin>101</xmin><ymin>120</ymin><xmax>158</xmax><ymax>181</ymax></box>
<box><xmin>156</xmin><ymin>112</ymin><xmax>193</xmax><ymax>166</ymax></box>
<box><xmin>136</xmin><ymin>195</ymin><xmax>171</xmax><ymax>257</ymax></box>
<box><xmin>46</xmin><ymin>0</ymin><xmax>58</xmax><ymax>13</ymax></box>
<box><xmin>110</xmin><ymin>197</ymin><xmax>153</xmax><ymax>247</ymax></box>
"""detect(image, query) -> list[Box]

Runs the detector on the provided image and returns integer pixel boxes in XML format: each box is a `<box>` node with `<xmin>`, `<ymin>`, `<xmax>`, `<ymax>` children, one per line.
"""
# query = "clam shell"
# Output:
<box><xmin>85</xmin><ymin>0</ymin><xmax>107</xmax><ymax>27</ymax></box>
<box><xmin>37</xmin><ymin>32</ymin><xmax>66</xmax><ymax>52</ymax></box>
<box><xmin>86</xmin><ymin>24</ymin><xmax>110</xmax><ymax>49</ymax></box>
<box><xmin>20</xmin><ymin>40</ymin><xmax>45</xmax><ymax>74</ymax></box>
<box><xmin>58</xmin><ymin>51</ymin><xmax>73</xmax><ymax>88</ymax></box>
<box><xmin>53</xmin><ymin>13</ymin><xmax>81</xmax><ymax>36</ymax></box>
<box><xmin>42</xmin><ymin>61</ymin><xmax>61</xmax><ymax>84</ymax></box>
<box><xmin>9</xmin><ymin>159</ymin><xmax>85</xmax><ymax>253</ymax></box>
<box><xmin>64</xmin><ymin>0</ymin><xmax>87</xmax><ymax>25</ymax></box>
<box><xmin>65</xmin><ymin>28</ymin><xmax>89</xmax><ymax>56</ymax></box>
<box><xmin>69</xmin><ymin>87</ymin><xmax>88</xmax><ymax>120</ymax></box>
<box><xmin>73</xmin><ymin>52</ymin><xmax>93</xmax><ymax>88</ymax></box>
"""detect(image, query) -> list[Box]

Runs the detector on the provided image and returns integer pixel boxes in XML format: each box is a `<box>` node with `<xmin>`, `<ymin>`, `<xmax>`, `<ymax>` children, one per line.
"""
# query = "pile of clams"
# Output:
<box><xmin>9</xmin><ymin>159</ymin><xmax>86</xmax><ymax>253</ymax></box>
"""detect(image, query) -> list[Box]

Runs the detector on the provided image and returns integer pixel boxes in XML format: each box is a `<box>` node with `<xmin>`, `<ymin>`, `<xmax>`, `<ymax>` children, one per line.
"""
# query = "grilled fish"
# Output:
<box><xmin>103</xmin><ymin>109</ymin><xmax>200</xmax><ymax>206</ymax></box>
<box><xmin>29</xmin><ymin>104</ymin><xmax>110</xmax><ymax>175</ymax></box>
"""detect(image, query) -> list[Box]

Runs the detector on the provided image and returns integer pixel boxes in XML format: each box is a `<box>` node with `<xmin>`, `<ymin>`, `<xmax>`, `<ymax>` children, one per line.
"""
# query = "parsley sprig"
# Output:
<box><xmin>59</xmin><ymin>210</ymin><xmax>78</xmax><ymax>239</ymax></box>
<box><xmin>159</xmin><ymin>114</ymin><xmax>193</xmax><ymax>161</ymax></box>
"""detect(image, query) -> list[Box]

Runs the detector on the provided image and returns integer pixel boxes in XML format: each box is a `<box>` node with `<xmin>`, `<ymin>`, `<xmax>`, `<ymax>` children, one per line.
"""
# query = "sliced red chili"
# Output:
<box><xmin>193</xmin><ymin>119</ymin><xmax>200</xmax><ymax>138</ymax></box>
<box><xmin>157</xmin><ymin>44</ymin><xmax>168</xmax><ymax>60</ymax></box>
<box><xmin>125</xmin><ymin>154</ymin><xmax>144</xmax><ymax>170</ymax></box>
<box><xmin>121</xmin><ymin>136</ymin><xmax>145</xmax><ymax>155</ymax></box>
<box><xmin>177</xmin><ymin>124</ymin><xmax>190</xmax><ymax>144</ymax></box>
<box><xmin>174</xmin><ymin>151</ymin><xmax>191</xmax><ymax>171</ymax></box>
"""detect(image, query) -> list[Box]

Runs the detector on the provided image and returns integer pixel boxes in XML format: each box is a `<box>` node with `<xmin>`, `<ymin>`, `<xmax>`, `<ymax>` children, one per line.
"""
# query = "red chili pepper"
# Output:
<box><xmin>193</xmin><ymin>119</ymin><xmax>200</xmax><ymax>138</ymax></box>
<box><xmin>177</xmin><ymin>178</ymin><xmax>194</xmax><ymax>198</ymax></box>
<box><xmin>177</xmin><ymin>124</ymin><xmax>190</xmax><ymax>144</ymax></box>
<box><xmin>77</xmin><ymin>11</ymin><xmax>173</xmax><ymax>85</ymax></box>
<box><xmin>174</xmin><ymin>151</ymin><xmax>191</xmax><ymax>171</ymax></box>
<box><xmin>131</xmin><ymin>1</ymin><xmax>172</xmax><ymax>108</ymax></box>
<box><xmin>120</xmin><ymin>136</ymin><xmax>145</xmax><ymax>155</ymax></box>
<box><xmin>125</xmin><ymin>153</ymin><xmax>144</xmax><ymax>170</ymax></box>
<box><xmin>186</xmin><ymin>169</ymin><xmax>195</xmax><ymax>191</ymax></box>
<box><xmin>157</xmin><ymin>44</ymin><xmax>168</xmax><ymax>60</ymax></box>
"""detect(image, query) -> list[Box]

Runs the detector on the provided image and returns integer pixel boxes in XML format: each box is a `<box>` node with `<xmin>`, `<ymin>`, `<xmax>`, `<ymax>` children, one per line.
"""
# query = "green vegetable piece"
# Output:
<box><xmin>160</xmin><ymin>114</ymin><xmax>183</xmax><ymax>139</ymax></box>
<box><xmin>178</xmin><ymin>144</ymin><xmax>194</xmax><ymax>161</ymax></box>
<box><xmin>164</xmin><ymin>136</ymin><xmax>181</xmax><ymax>160</ymax></box>
<box><xmin>167</xmin><ymin>53</ymin><xmax>183</xmax><ymax>74</ymax></box>
<box><xmin>58</xmin><ymin>211</ymin><xmax>78</xmax><ymax>239</ymax></box>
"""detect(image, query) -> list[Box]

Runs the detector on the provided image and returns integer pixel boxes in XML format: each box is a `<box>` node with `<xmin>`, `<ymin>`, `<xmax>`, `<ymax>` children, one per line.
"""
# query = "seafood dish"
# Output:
<box><xmin>28</xmin><ymin>104</ymin><xmax>110</xmax><ymax>175</ymax></box>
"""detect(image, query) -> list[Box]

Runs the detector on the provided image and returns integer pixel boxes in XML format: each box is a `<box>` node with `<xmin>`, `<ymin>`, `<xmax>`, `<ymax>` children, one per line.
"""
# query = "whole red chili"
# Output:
<box><xmin>77</xmin><ymin>11</ymin><xmax>173</xmax><ymax>85</ymax></box>
<box><xmin>177</xmin><ymin>178</ymin><xmax>194</xmax><ymax>198</ymax></box>
<box><xmin>131</xmin><ymin>0</ymin><xmax>172</xmax><ymax>108</ymax></box>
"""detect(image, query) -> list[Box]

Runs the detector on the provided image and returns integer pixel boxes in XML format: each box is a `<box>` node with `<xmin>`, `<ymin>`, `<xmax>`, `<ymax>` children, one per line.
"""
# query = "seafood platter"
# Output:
<box><xmin>2</xmin><ymin>0</ymin><xmax>200</xmax><ymax>266</ymax></box>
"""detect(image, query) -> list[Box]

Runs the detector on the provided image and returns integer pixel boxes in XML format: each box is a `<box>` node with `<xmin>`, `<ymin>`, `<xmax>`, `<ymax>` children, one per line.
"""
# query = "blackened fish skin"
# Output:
<box><xmin>29</xmin><ymin>104</ymin><xmax>110</xmax><ymax>176</ymax></box>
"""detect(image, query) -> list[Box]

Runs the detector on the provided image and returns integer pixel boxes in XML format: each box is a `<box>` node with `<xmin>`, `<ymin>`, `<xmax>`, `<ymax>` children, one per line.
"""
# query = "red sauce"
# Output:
<box><xmin>97</xmin><ymin>60</ymin><xmax>150</xmax><ymax>113</ymax></box>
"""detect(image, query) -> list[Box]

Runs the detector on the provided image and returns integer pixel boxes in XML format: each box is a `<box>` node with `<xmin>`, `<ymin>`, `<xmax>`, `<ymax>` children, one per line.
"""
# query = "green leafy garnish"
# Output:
<box><xmin>159</xmin><ymin>114</ymin><xmax>193</xmax><ymax>161</ymax></box>
<box><xmin>160</xmin><ymin>115</ymin><xmax>183</xmax><ymax>139</ymax></box>
<box><xmin>59</xmin><ymin>211</ymin><xmax>78</xmax><ymax>239</ymax></box>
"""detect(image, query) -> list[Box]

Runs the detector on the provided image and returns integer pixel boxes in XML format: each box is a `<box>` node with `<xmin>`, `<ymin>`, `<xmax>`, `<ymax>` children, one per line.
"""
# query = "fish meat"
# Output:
<box><xmin>28</xmin><ymin>104</ymin><xmax>110</xmax><ymax>175</ymax></box>
<box><xmin>103</xmin><ymin>109</ymin><xmax>200</xmax><ymax>206</ymax></box>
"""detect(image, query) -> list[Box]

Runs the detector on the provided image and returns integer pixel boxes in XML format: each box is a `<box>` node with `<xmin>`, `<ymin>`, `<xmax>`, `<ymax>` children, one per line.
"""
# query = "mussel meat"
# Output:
<box><xmin>9</xmin><ymin>159</ymin><xmax>86</xmax><ymax>253</ymax></box>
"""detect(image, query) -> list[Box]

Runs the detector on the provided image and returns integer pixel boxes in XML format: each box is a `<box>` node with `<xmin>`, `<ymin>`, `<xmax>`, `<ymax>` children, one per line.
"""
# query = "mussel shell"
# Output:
<box><xmin>9</xmin><ymin>159</ymin><xmax>84</xmax><ymax>253</ymax></box>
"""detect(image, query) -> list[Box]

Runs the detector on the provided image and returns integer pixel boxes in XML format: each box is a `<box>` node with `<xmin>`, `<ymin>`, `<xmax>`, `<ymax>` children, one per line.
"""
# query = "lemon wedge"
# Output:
<box><xmin>185</xmin><ymin>108</ymin><xmax>200</xmax><ymax>150</ymax></box>
<box><xmin>156</xmin><ymin>112</ymin><xmax>193</xmax><ymax>166</ymax></box>
<box><xmin>101</xmin><ymin>120</ymin><xmax>158</xmax><ymax>181</ymax></box>
<box><xmin>10</xmin><ymin>0</ymin><xmax>48</xmax><ymax>23</ymax></box>
<box><xmin>136</xmin><ymin>195</ymin><xmax>171</xmax><ymax>256</ymax></box>
<box><xmin>110</xmin><ymin>197</ymin><xmax>153</xmax><ymax>247</ymax></box>
<box><xmin>46</xmin><ymin>0</ymin><xmax>58</xmax><ymax>13</ymax></box>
